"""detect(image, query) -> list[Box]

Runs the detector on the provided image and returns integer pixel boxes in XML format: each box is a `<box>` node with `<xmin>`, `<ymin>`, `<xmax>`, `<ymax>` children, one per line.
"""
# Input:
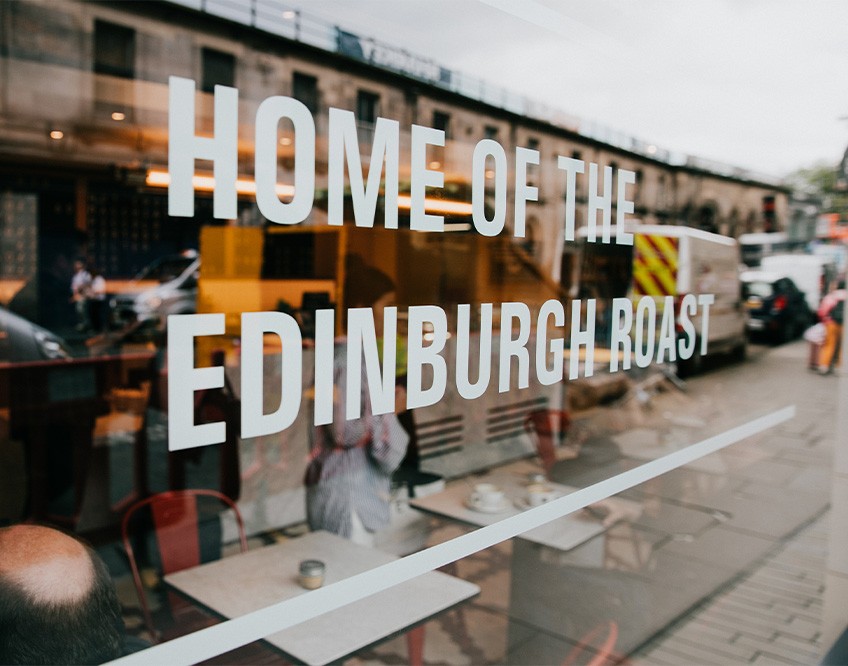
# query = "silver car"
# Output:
<box><xmin>110</xmin><ymin>254</ymin><xmax>199</xmax><ymax>330</ymax></box>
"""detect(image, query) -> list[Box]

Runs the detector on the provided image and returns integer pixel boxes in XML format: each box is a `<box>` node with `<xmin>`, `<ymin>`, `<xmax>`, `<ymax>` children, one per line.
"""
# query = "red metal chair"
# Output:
<box><xmin>523</xmin><ymin>409</ymin><xmax>573</xmax><ymax>474</ymax></box>
<box><xmin>561</xmin><ymin>620</ymin><xmax>621</xmax><ymax>666</ymax></box>
<box><xmin>121</xmin><ymin>489</ymin><xmax>248</xmax><ymax>642</ymax></box>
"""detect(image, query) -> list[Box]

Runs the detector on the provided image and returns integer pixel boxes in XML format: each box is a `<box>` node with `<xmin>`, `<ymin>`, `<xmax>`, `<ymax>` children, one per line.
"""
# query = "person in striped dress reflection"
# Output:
<box><xmin>305</xmin><ymin>256</ymin><xmax>409</xmax><ymax>546</ymax></box>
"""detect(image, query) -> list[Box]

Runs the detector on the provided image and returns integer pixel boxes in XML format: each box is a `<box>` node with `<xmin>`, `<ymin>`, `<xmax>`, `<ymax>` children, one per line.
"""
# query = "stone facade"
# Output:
<box><xmin>0</xmin><ymin>0</ymin><xmax>789</xmax><ymax>282</ymax></box>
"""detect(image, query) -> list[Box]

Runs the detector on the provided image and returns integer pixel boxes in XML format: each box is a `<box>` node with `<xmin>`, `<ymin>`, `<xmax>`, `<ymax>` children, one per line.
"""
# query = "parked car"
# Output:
<box><xmin>110</xmin><ymin>253</ymin><xmax>199</xmax><ymax>330</ymax></box>
<box><xmin>741</xmin><ymin>271</ymin><xmax>812</xmax><ymax>344</ymax></box>
<box><xmin>759</xmin><ymin>253</ymin><xmax>836</xmax><ymax>312</ymax></box>
<box><xmin>0</xmin><ymin>306</ymin><xmax>71</xmax><ymax>362</ymax></box>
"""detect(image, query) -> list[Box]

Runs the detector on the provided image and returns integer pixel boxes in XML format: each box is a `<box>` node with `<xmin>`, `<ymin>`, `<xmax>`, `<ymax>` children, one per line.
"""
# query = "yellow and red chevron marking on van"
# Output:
<box><xmin>633</xmin><ymin>233</ymin><xmax>679</xmax><ymax>297</ymax></box>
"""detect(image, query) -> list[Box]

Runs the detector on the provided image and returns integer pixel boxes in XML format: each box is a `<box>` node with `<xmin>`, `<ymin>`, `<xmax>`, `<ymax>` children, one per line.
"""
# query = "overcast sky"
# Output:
<box><xmin>287</xmin><ymin>0</ymin><xmax>848</xmax><ymax>179</ymax></box>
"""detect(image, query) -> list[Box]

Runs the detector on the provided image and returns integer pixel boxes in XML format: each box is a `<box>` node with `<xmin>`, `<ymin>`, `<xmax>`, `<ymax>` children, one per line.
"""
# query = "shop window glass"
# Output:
<box><xmin>1</xmin><ymin>4</ymin><xmax>837</xmax><ymax>665</ymax></box>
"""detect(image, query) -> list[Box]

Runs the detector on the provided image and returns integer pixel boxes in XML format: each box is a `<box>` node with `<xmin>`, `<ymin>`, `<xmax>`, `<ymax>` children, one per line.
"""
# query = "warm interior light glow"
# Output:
<box><xmin>397</xmin><ymin>194</ymin><xmax>473</xmax><ymax>216</ymax></box>
<box><xmin>428</xmin><ymin>161</ymin><xmax>441</xmax><ymax>169</ymax></box>
<box><xmin>443</xmin><ymin>222</ymin><xmax>472</xmax><ymax>232</ymax></box>
<box><xmin>146</xmin><ymin>170</ymin><xmax>470</xmax><ymax>216</ymax></box>
<box><xmin>282</xmin><ymin>9</ymin><xmax>296</xmax><ymax>19</ymax></box>
<box><xmin>279</xmin><ymin>137</ymin><xmax>293</xmax><ymax>146</ymax></box>
<box><xmin>485</xmin><ymin>170</ymin><xmax>495</xmax><ymax>179</ymax></box>
<box><xmin>145</xmin><ymin>170</ymin><xmax>294</xmax><ymax>198</ymax></box>
<box><xmin>49</xmin><ymin>130</ymin><xmax>64</xmax><ymax>140</ymax></box>
<box><xmin>111</xmin><ymin>111</ymin><xmax>126</xmax><ymax>121</ymax></box>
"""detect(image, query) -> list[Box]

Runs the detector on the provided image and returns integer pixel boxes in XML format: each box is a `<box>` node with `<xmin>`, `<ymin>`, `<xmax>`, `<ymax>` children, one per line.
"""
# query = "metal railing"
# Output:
<box><xmin>169</xmin><ymin>0</ymin><xmax>783</xmax><ymax>186</ymax></box>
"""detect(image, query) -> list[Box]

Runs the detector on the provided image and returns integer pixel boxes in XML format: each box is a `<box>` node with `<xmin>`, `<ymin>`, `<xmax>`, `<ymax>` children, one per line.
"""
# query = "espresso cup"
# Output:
<box><xmin>471</xmin><ymin>483</ymin><xmax>505</xmax><ymax>508</ymax></box>
<box><xmin>526</xmin><ymin>483</ymin><xmax>557</xmax><ymax>507</ymax></box>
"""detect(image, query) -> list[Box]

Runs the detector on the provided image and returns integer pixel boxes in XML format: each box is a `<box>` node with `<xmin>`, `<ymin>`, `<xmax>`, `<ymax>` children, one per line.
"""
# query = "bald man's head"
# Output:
<box><xmin>0</xmin><ymin>524</ymin><xmax>124</xmax><ymax>665</ymax></box>
<box><xmin>0</xmin><ymin>524</ymin><xmax>95</xmax><ymax>605</ymax></box>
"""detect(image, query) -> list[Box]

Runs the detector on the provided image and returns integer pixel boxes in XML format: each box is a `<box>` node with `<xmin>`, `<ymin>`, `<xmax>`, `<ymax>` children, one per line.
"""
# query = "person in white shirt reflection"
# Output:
<box><xmin>71</xmin><ymin>259</ymin><xmax>92</xmax><ymax>332</ymax></box>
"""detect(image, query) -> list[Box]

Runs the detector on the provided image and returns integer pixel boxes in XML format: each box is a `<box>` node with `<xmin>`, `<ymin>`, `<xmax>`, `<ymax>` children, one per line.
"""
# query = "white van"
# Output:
<box><xmin>631</xmin><ymin>225</ymin><xmax>747</xmax><ymax>376</ymax></box>
<box><xmin>571</xmin><ymin>224</ymin><xmax>747</xmax><ymax>377</ymax></box>
<box><xmin>759</xmin><ymin>253</ymin><xmax>836</xmax><ymax>312</ymax></box>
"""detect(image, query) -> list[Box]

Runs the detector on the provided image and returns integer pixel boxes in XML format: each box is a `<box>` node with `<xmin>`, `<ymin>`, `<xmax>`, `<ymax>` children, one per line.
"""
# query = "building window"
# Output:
<box><xmin>356</xmin><ymin>90</ymin><xmax>380</xmax><ymax>125</ymax></box>
<box><xmin>292</xmin><ymin>72</ymin><xmax>319</xmax><ymax>115</ymax></box>
<box><xmin>93</xmin><ymin>20</ymin><xmax>135</xmax><ymax>79</ymax></box>
<box><xmin>608</xmin><ymin>161</ymin><xmax>618</xmax><ymax>193</ymax></box>
<box><xmin>201</xmin><ymin>47</ymin><xmax>236</xmax><ymax>93</ymax></box>
<box><xmin>571</xmin><ymin>151</ymin><xmax>583</xmax><ymax>197</ymax></box>
<box><xmin>763</xmin><ymin>194</ymin><xmax>776</xmax><ymax>232</ymax></box>
<box><xmin>484</xmin><ymin>125</ymin><xmax>498</xmax><ymax>140</ymax></box>
<box><xmin>527</xmin><ymin>137</ymin><xmax>540</xmax><ymax>152</ymax></box>
<box><xmin>432</xmin><ymin>110</ymin><xmax>451</xmax><ymax>139</ymax></box>
<box><xmin>634</xmin><ymin>169</ymin><xmax>643</xmax><ymax>205</ymax></box>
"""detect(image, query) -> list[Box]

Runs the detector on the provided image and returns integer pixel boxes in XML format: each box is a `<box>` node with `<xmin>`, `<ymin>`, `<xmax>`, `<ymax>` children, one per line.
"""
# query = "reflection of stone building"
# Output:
<box><xmin>0</xmin><ymin>0</ymin><xmax>789</xmax><ymax>291</ymax></box>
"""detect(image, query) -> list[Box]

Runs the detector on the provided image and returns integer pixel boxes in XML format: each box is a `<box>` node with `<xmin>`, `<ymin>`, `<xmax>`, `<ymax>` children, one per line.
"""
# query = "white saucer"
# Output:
<box><xmin>464</xmin><ymin>496</ymin><xmax>511</xmax><ymax>514</ymax></box>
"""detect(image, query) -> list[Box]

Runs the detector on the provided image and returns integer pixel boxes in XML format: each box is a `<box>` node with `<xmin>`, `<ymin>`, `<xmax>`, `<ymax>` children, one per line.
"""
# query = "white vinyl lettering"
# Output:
<box><xmin>514</xmin><ymin>147</ymin><xmax>540</xmax><ymax>239</ymax></box>
<box><xmin>569</xmin><ymin>299</ymin><xmax>596</xmax><ymax>379</ymax></box>
<box><xmin>167</xmin><ymin>314</ymin><xmax>226</xmax><ymax>450</ymax></box>
<box><xmin>168</xmin><ymin>77</ymin><xmax>237</xmax><ymax>219</ymax></box>
<box><xmin>536</xmin><ymin>299</ymin><xmax>564</xmax><ymax>385</ymax></box>
<box><xmin>635</xmin><ymin>296</ymin><xmax>656</xmax><ymax>368</ymax></box>
<box><xmin>588</xmin><ymin>162</ymin><xmax>613</xmax><ymax>243</ymax></box>
<box><xmin>346</xmin><ymin>307</ymin><xmax>397</xmax><ymax>419</ymax></box>
<box><xmin>698</xmin><ymin>293</ymin><xmax>715</xmax><ymax>354</ymax></box>
<box><xmin>410</xmin><ymin>125</ymin><xmax>445</xmax><ymax>232</ymax></box>
<box><xmin>255</xmin><ymin>96</ymin><xmax>315</xmax><ymax>224</ymax></box>
<box><xmin>677</xmin><ymin>294</ymin><xmax>698</xmax><ymax>359</ymax></box>
<box><xmin>472</xmin><ymin>139</ymin><xmax>508</xmax><ymax>237</ymax></box>
<box><xmin>610</xmin><ymin>297</ymin><xmax>633</xmax><ymax>372</ymax></box>
<box><xmin>240</xmin><ymin>312</ymin><xmax>303</xmax><ymax>438</ymax></box>
<box><xmin>313</xmin><ymin>309</ymin><xmax>335</xmax><ymax>426</ymax></box>
<box><xmin>406</xmin><ymin>305</ymin><xmax>448</xmax><ymax>409</ymax></box>
<box><xmin>656</xmin><ymin>296</ymin><xmax>677</xmax><ymax>363</ymax></box>
<box><xmin>557</xmin><ymin>156</ymin><xmax>585</xmax><ymax>242</ymax></box>
<box><xmin>328</xmin><ymin>109</ymin><xmax>399</xmax><ymax>229</ymax></box>
<box><xmin>455</xmin><ymin>304</ymin><xmax>493</xmax><ymax>400</ymax></box>
<box><xmin>616</xmin><ymin>169</ymin><xmax>636</xmax><ymax>245</ymax></box>
<box><xmin>499</xmin><ymin>302</ymin><xmax>531</xmax><ymax>392</ymax></box>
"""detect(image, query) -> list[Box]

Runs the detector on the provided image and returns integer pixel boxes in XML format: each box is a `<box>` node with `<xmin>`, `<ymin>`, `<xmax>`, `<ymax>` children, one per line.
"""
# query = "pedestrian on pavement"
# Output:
<box><xmin>804</xmin><ymin>319</ymin><xmax>826</xmax><ymax>371</ymax></box>
<box><xmin>817</xmin><ymin>279</ymin><xmax>846</xmax><ymax>375</ymax></box>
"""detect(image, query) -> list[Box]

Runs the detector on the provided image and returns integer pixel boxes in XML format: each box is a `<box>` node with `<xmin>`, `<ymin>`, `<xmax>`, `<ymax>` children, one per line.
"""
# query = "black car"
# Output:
<box><xmin>741</xmin><ymin>271</ymin><xmax>813</xmax><ymax>344</ymax></box>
